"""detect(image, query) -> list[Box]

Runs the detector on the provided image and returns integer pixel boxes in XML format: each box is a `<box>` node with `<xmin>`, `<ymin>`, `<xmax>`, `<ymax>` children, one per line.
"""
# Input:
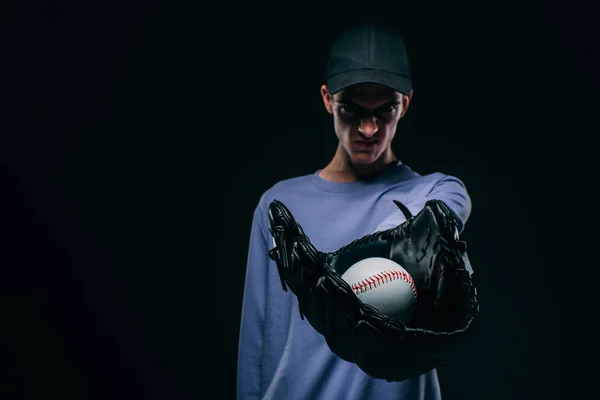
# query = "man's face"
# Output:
<box><xmin>322</xmin><ymin>82</ymin><xmax>410</xmax><ymax>165</ymax></box>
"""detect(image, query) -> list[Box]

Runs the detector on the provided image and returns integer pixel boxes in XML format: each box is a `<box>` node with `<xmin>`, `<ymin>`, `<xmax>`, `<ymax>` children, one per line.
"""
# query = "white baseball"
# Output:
<box><xmin>341</xmin><ymin>257</ymin><xmax>417</xmax><ymax>325</ymax></box>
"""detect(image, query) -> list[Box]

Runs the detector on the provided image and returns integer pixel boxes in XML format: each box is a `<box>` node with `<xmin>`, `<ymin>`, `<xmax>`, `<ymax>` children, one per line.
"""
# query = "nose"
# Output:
<box><xmin>358</xmin><ymin>117</ymin><xmax>379</xmax><ymax>137</ymax></box>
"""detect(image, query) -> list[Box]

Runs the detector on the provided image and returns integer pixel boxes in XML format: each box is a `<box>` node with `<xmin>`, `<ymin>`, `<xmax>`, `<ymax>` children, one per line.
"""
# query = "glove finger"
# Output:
<box><xmin>431</xmin><ymin>242</ymin><xmax>479</xmax><ymax>334</ymax></box>
<box><xmin>316</xmin><ymin>273</ymin><xmax>364</xmax><ymax>363</ymax></box>
<box><xmin>268</xmin><ymin>200</ymin><xmax>320</xmax><ymax>296</ymax></box>
<box><xmin>292</xmin><ymin>235</ymin><xmax>355</xmax><ymax>344</ymax></box>
<box><xmin>291</xmin><ymin>240</ymin><xmax>330</xmax><ymax>335</ymax></box>
<box><xmin>268</xmin><ymin>201</ymin><xmax>296</xmax><ymax>266</ymax></box>
<box><xmin>294</xmin><ymin>233</ymin><xmax>327</xmax><ymax>286</ymax></box>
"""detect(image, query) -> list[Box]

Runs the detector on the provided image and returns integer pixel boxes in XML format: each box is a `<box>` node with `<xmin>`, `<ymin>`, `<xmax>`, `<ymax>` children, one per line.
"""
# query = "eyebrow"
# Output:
<box><xmin>337</xmin><ymin>100</ymin><xmax>401</xmax><ymax>108</ymax></box>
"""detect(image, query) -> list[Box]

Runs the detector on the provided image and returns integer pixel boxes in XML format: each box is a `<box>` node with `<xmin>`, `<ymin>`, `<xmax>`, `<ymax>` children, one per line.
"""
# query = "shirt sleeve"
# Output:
<box><xmin>237</xmin><ymin>202</ymin><xmax>269</xmax><ymax>400</ymax></box>
<box><xmin>375</xmin><ymin>174</ymin><xmax>472</xmax><ymax>233</ymax></box>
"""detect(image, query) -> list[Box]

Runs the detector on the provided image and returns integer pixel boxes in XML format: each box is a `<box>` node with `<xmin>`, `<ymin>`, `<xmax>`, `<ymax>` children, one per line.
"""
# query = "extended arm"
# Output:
<box><xmin>376</xmin><ymin>175</ymin><xmax>472</xmax><ymax>233</ymax></box>
<box><xmin>267</xmin><ymin>196</ymin><xmax>479</xmax><ymax>382</ymax></box>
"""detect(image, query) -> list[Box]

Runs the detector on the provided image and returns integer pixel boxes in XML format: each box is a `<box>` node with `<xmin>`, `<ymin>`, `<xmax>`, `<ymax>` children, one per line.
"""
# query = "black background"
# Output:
<box><xmin>2</xmin><ymin>1</ymin><xmax>598</xmax><ymax>399</ymax></box>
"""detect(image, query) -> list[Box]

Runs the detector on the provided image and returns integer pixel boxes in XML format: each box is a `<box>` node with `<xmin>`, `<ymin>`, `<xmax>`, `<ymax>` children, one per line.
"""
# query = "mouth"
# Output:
<box><xmin>355</xmin><ymin>140</ymin><xmax>378</xmax><ymax>149</ymax></box>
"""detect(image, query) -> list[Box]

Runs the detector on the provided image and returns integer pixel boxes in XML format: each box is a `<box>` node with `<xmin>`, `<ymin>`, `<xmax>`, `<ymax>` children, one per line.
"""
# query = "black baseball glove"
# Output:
<box><xmin>267</xmin><ymin>199</ymin><xmax>479</xmax><ymax>382</ymax></box>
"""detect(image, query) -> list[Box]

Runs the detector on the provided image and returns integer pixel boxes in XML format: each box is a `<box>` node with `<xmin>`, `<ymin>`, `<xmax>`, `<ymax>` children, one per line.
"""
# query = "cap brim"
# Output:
<box><xmin>326</xmin><ymin>69</ymin><xmax>412</xmax><ymax>95</ymax></box>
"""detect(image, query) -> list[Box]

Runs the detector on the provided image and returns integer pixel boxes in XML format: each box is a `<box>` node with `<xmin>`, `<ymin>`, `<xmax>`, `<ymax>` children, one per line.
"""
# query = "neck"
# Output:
<box><xmin>319</xmin><ymin>144</ymin><xmax>398</xmax><ymax>182</ymax></box>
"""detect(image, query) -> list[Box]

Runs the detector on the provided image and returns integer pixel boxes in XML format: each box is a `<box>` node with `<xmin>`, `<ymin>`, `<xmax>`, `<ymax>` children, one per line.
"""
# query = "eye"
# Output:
<box><xmin>340</xmin><ymin>104</ymin><xmax>358</xmax><ymax>113</ymax></box>
<box><xmin>377</xmin><ymin>105</ymin><xmax>396</xmax><ymax>113</ymax></box>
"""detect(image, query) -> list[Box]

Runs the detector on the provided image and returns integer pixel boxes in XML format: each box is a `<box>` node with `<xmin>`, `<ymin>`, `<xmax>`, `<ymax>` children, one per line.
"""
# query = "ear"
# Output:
<box><xmin>320</xmin><ymin>84</ymin><xmax>334</xmax><ymax>115</ymax></box>
<box><xmin>399</xmin><ymin>89</ymin><xmax>414</xmax><ymax>118</ymax></box>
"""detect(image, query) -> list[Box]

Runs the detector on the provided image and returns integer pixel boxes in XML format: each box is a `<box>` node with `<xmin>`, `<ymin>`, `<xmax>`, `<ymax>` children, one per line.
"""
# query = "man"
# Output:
<box><xmin>237</xmin><ymin>23</ymin><xmax>472</xmax><ymax>400</ymax></box>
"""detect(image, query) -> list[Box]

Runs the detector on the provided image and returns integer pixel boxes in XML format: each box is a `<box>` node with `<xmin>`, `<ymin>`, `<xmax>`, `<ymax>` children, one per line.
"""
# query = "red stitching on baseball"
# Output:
<box><xmin>350</xmin><ymin>269</ymin><xmax>417</xmax><ymax>297</ymax></box>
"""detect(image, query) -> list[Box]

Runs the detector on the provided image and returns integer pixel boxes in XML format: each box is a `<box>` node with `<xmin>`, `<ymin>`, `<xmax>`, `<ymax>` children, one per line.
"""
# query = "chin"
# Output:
<box><xmin>349</xmin><ymin>151</ymin><xmax>379</xmax><ymax>165</ymax></box>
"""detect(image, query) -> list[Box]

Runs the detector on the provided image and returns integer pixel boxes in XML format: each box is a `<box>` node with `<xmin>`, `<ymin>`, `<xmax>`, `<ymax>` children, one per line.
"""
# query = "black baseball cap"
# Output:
<box><xmin>324</xmin><ymin>24</ymin><xmax>412</xmax><ymax>95</ymax></box>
